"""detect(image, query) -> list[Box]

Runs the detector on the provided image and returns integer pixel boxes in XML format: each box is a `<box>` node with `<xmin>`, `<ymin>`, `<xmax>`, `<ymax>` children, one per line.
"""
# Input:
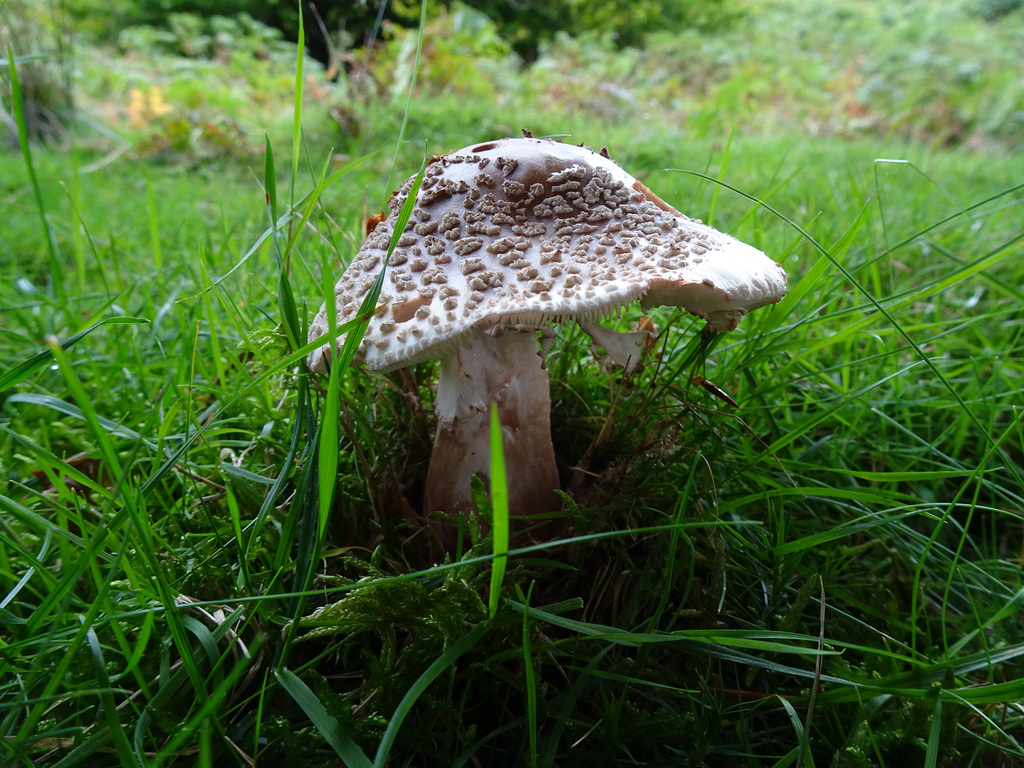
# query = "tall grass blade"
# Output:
<box><xmin>4</xmin><ymin>393</ymin><xmax>157</xmax><ymax>450</ymax></box>
<box><xmin>85</xmin><ymin>626</ymin><xmax>136</xmax><ymax>765</ymax></box>
<box><xmin>267</xmin><ymin>134</ymin><xmax>302</xmax><ymax>354</ymax></box>
<box><xmin>331</xmin><ymin>156</ymin><xmax>427</xmax><ymax>372</ymax></box>
<box><xmin>672</xmin><ymin>168</ymin><xmax>1009</xmax><ymax>459</ymax></box>
<box><xmin>140</xmin><ymin>327</ymin><xmax>353</xmax><ymax>496</ymax></box>
<box><xmin>519</xmin><ymin>583</ymin><xmax>538</xmax><ymax>768</ymax></box>
<box><xmin>279</xmin><ymin>428</ymin><xmax>321</xmax><ymax>654</ymax></box>
<box><xmin>373</xmin><ymin>621</ymin><xmax>490</xmax><ymax>768</ymax></box>
<box><xmin>13</xmin><ymin>526</ymin><xmax>124</xmax><ymax>741</ymax></box>
<box><xmin>6</xmin><ymin>44</ymin><xmax>62</xmax><ymax>300</ymax></box>
<box><xmin>798</xmin><ymin>577</ymin><xmax>826</xmax><ymax>768</ymax></box>
<box><xmin>147</xmin><ymin>644</ymin><xmax>259</xmax><ymax>768</ymax></box>
<box><xmin>244</xmin><ymin>356</ymin><xmax>310</xmax><ymax>562</ymax></box>
<box><xmin>276</xmin><ymin>233</ymin><xmax>302</xmax><ymax>351</ymax></box>
<box><xmin>706</xmin><ymin>125</ymin><xmax>734</xmax><ymax>227</ymax></box>
<box><xmin>179</xmin><ymin>151</ymin><xmax>375</xmax><ymax>302</ymax></box>
<box><xmin>317</xmin><ymin>352</ymin><xmax>341</xmax><ymax>551</ymax></box>
<box><xmin>924</xmin><ymin>696</ymin><xmax>942</xmax><ymax>768</ymax></box>
<box><xmin>276</xmin><ymin>668</ymin><xmax>372</xmax><ymax>768</ymax></box>
<box><xmin>0</xmin><ymin>317</ymin><xmax>148</xmax><ymax>393</ymax></box>
<box><xmin>383</xmin><ymin>0</ymin><xmax>429</xmax><ymax>201</ymax></box>
<box><xmin>145</xmin><ymin>176</ymin><xmax>163</xmax><ymax>272</ymax></box>
<box><xmin>650</xmin><ymin>454</ymin><xmax>699</xmax><ymax>630</ymax></box>
<box><xmin>38</xmin><ymin>341</ymin><xmax>213</xmax><ymax>745</ymax></box>
<box><xmin>265</xmin><ymin>134</ymin><xmax>278</xmax><ymax>225</ymax></box>
<box><xmin>290</xmin><ymin>2</ymin><xmax>304</xmax><ymax>198</ymax></box>
<box><xmin>294</xmin><ymin>157</ymin><xmax>429</xmax><ymax>653</ymax></box>
<box><xmin>488</xmin><ymin>401</ymin><xmax>510</xmax><ymax>619</ymax></box>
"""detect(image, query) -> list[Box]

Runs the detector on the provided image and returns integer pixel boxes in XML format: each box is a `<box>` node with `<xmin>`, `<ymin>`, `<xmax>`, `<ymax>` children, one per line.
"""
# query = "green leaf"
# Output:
<box><xmin>86</xmin><ymin>626</ymin><xmax>136</xmax><ymax>765</ymax></box>
<box><xmin>7</xmin><ymin>43</ymin><xmax>62</xmax><ymax>300</ymax></box>
<box><xmin>4</xmin><ymin>393</ymin><xmax>158</xmax><ymax>450</ymax></box>
<box><xmin>0</xmin><ymin>608</ymin><xmax>28</xmax><ymax>626</ymax></box>
<box><xmin>317</xmin><ymin>354</ymin><xmax>341</xmax><ymax>545</ymax></box>
<box><xmin>775</xmin><ymin>695</ymin><xmax>809</xmax><ymax>768</ymax></box>
<box><xmin>519</xmin><ymin>583</ymin><xmax>538</xmax><ymax>768</ymax></box>
<box><xmin>374</xmin><ymin>621</ymin><xmax>490</xmax><ymax>767</ymax></box>
<box><xmin>275</xmin><ymin>668</ymin><xmax>372</xmax><ymax>768</ymax></box>
<box><xmin>277</xmin><ymin>266</ymin><xmax>301</xmax><ymax>354</ymax></box>
<box><xmin>488</xmin><ymin>402</ymin><xmax>509</xmax><ymax>619</ymax></box>
<box><xmin>925</xmin><ymin>696</ymin><xmax>942</xmax><ymax>768</ymax></box>
<box><xmin>264</xmin><ymin>134</ymin><xmax>277</xmax><ymax>225</ymax></box>
<box><xmin>0</xmin><ymin>317</ymin><xmax>150</xmax><ymax>394</ymax></box>
<box><xmin>290</xmin><ymin>5</ymin><xmax>304</xmax><ymax>193</ymax></box>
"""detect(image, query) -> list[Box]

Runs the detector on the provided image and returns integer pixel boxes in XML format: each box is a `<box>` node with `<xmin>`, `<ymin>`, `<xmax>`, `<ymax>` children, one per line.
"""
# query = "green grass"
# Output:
<box><xmin>3</xmin><ymin>3</ymin><xmax>1024</xmax><ymax>766</ymax></box>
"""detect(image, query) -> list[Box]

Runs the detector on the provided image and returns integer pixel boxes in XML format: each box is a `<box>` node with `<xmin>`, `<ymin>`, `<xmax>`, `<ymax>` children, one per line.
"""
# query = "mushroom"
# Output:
<box><xmin>308</xmin><ymin>137</ymin><xmax>787</xmax><ymax>534</ymax></box>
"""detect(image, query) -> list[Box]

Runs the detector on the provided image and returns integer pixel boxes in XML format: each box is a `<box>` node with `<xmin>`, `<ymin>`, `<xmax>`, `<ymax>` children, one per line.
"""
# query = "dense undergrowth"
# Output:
<box><xmin>2</xmin><ymin>0</ymin><xmax>1024</xmax><ymax>766</ymax></box>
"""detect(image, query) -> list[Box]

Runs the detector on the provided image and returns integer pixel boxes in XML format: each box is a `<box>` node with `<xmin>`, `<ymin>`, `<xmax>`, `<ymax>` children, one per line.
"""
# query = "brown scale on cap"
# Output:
<box><xmin>308</xmin><ymin>137</ymin><xmax>787</xmax><ymax>551</ymax></box>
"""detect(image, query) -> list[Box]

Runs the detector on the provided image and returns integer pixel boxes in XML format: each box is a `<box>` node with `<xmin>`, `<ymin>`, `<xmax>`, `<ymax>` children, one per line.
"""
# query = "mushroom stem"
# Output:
<box><xmin>425</xmin><ymin>327</ymin><xmax>560</xmax><ymax>532</ymax></box>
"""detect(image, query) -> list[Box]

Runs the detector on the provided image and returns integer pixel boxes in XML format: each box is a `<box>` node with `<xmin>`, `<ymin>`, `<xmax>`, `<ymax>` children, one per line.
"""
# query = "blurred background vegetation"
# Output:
<box><xmin>3</xmin><ymin>0</ymin><xmax>1022</xmax><ymax>164</ymax></box>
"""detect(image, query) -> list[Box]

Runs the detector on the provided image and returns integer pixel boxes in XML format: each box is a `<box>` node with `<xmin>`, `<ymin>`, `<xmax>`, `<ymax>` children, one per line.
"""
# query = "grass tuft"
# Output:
<box><xmin>488</xmin><ymin>401</ymin><xmax>510</xmax><ymax>620</ymax></box>
<box><xmin>1</xmin><ymin>2</ymin><xmax>1023</xmax><ymax>765</ymax></box>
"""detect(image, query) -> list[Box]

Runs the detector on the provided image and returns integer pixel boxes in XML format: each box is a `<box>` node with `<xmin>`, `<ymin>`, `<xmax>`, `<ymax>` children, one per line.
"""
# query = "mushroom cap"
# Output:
<box><xmin>308</xmin><ymin>137</ymin><xmax>787</xmax><ymax>373</ymax></box>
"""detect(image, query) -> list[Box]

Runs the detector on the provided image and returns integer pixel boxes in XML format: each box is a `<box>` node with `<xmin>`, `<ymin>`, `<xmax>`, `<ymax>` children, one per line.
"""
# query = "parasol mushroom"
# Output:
<box><xmin>308</xmin><ymin>137</ymin><xmax>787</xmax><ymax>534</ymax></box>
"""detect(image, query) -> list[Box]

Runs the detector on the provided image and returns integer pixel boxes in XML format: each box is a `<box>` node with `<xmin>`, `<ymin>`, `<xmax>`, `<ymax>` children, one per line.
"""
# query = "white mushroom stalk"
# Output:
<box><xmin>428</xmin><ymin>325</ymin><xmax>559</xmax><ymax>521</ymax></box>
<box><xmin>308</xmin><ymin>137</ymin><xmax>787</xmax><ymax>535</ymax></box>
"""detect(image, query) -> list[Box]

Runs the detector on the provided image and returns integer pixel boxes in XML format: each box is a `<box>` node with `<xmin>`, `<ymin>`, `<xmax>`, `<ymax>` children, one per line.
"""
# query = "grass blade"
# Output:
<box><xmin>290</xmin><ymin>4</ymin><xmax>304</xmax><ymax>198</ymax></box>
<box><xmin>275</xmin><ymin>668</ymin><xmax>372</xmax><ymax>768</ymax></box>
<box><xmin>85</xmin><ymin>626</ymin><xmax>136</xmax><ymax>765</ymax></box>
<box><xmin>382</xmin><ymin>0</ymin><xmax>430</xmax><ymax>202</ymax></box>
<box><xmin>488</xmin><ymin>401</ymin><xmax>510</xmax><ymax>619</ymax></box>
<box><xmin>264</xmin><ymin>134</ymin><xmax>278</xmax><ymax>225</ymax></box>
<box><xmin>0</xmin><ymin>318</ymin><xmax>149</xmax><ymax>394</ymax></box>
<box><xmin>673</xmin><ymin>167</ymin><xmax>1011</xmax><ymax>461</ymax></box>
<box><xmin>925</xmin><ymin>696</ymin><xmax>942</xmax><ymax>768</ymax></box>
<box><xmin>6</xmin><ymin>44</ymin><xmax>62</xmax><ymax>300</ymax></box>
<box><xmin>519</xmin><ymin>583</ymin><xmax>538</xmax><ymax>768</ymax></box>
<box><xmin>373</xmin><ymin>621</ymin><xmax>490</xmax><ymax>768</ymax></box>
<box><xmin>775</xmin><ymin>695</ymin><xmax>809</xmax><ymax>768</ymax></box>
